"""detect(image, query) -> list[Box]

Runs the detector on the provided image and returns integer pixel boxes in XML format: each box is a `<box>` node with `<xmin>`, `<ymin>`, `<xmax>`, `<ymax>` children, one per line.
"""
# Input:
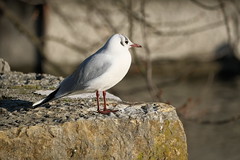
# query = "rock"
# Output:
<box><xmin>34</xmin><ymin>90</ymin><xmax>122</xmax><ymax>101</ymax></box>
<box><xmin>0</xmin><ymin>72</ymin><xmax>188</xmax><ymax>160</ymax></box>
<box><xmin>0</xmin><ymin>58</ymin><xmax>11</xmax><ymax>73</ymax></box>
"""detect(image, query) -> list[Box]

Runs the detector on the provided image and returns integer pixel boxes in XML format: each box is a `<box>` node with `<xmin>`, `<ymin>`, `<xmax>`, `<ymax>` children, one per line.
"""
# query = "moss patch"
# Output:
<box><xmin>136</xmin><ymin>120</ymin><xmax>188</xmax><ymax>160</ymax></box>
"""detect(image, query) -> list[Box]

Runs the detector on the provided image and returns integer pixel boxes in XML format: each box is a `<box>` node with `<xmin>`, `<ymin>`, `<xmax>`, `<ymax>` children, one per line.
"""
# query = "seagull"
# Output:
<box><xmin>32</xmin><ymin>34</ymin><xmax>142</xmax><ymax>114</ymax></box>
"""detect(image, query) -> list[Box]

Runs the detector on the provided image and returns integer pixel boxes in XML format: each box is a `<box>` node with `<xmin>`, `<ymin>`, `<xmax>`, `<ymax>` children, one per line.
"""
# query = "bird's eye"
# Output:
<box><xmin>125</xmin><ymin>40</ymin><xmax>128</xmax><ymax>44</ymax></box>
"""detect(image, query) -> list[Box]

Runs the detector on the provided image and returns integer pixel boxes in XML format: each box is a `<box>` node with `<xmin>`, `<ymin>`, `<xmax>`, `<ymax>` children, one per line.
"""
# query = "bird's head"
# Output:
<box><xmin>105</xmin><ymin>34</ymin><xmax>142</xmax><ymax>51</ymax></box>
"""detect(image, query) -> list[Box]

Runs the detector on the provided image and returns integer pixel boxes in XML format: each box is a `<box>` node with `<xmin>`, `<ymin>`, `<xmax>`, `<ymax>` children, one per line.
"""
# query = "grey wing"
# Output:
<box><xmin>55</xmin><ymin>54</ymin><xmax>112</xmax><ymax>97</ymax></box>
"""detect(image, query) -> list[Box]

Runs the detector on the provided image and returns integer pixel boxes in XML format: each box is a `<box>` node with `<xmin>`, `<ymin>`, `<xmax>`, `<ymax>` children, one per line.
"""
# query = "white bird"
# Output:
<box><xmin>32</xmin><ymin>34</ymin><xmax>142</xmax><ymax>114</ymax></box>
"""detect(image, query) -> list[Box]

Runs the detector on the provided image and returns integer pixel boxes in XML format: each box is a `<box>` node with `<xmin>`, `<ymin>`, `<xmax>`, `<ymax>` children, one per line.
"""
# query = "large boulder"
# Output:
<box><xmin>0</xmin><ymin>72</ymin><xmax>188</xmax><ymax>160</ymax></box>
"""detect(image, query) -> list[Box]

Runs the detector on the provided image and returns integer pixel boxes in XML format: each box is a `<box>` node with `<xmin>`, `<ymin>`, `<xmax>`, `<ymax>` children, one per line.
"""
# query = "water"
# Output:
<box><xmin>112</xmin><ymin>64</ymin><xmax>240</xmax><ymax>160</ymax></box>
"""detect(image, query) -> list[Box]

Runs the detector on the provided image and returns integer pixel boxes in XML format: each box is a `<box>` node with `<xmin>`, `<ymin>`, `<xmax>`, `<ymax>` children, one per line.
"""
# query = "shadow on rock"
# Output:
<box><xmin>0</xmin><ymin>99</ymin><xmax>34</xmax><ymax>112</ymax></box>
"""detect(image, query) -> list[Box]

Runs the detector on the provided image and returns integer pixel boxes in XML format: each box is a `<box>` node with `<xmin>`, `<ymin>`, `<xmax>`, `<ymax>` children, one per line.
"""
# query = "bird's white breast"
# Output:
<box><xmin>86</xmin><ymin>50</ymin><xmax>132</xmax><ymax>91</ymax></box>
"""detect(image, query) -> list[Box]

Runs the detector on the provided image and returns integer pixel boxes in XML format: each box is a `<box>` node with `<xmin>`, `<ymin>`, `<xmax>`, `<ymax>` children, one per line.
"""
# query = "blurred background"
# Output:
<box><xmin>1</xmin><ymin>0</ymin><xmax>240</xmax><ymax>159</ymax></box>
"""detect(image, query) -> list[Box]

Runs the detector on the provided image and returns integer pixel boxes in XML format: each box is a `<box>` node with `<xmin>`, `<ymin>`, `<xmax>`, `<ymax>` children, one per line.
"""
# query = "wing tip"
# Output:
<box><xmin>32</xmin><ymin>99</ymin><xmax>44</xmax><ymax>107</ymax></box>
<box><xmin>32</xmin><ymin>88</ymin><xmax>60</xmax><ymax>108</ymax></box>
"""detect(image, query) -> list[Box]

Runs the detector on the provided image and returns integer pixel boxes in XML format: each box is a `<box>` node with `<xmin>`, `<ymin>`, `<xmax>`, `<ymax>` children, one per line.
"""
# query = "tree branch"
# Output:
<box><xmin>190</xmin><ymin>0</ymin><xmax>222</xmax><ymax>10</ymax></box>
<box><xmin>140</xmin><ymin>0</ymin><xmax>160</xmax><ymax>101</ymax></box>
<box><xmin>0</xmin><ymin>0</ymin><xmax>65</xmax><ymax>75</ymax></box>
<box><xmin>219</xmin><ymin>0</ymin><xmax>231</xmax><ymax>44</ymax></box>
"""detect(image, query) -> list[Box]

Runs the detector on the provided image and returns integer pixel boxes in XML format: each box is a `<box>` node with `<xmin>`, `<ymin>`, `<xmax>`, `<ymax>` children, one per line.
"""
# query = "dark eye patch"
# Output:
<box><xmin>120</xmin><ymin>41</ymin><xmax>124</xmax><ymax>46</ymax></box>
<box><xmin>120</xmin><ymin>35</ymin><xmax>129</xmax><ymax>46</ymax></box>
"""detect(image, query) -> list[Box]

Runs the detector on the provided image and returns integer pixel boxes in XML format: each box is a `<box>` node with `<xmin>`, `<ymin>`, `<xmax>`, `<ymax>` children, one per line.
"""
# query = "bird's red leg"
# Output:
<box><xmin>97</xmin><ymin>91</ymin><xmax>110</xmax><ymax>114</ymax></box>
<box><xmin>97</xmin><ymin>91</ymin><xmax>118</xmax><ymax>114</ymax></box>
<box><xmin>96</xmin><ymin>91</ymin><xmax>100</xmax><ymax>112</ymax></box>
<box><xmin>103</xmin><ymin>91</ymin><xmax>107</xmax><ymax>111</ymax></box>
<box><xmin>103</xmin><ymin>91</ymin><xmax>118</xmax><ymax>113</ymax></box>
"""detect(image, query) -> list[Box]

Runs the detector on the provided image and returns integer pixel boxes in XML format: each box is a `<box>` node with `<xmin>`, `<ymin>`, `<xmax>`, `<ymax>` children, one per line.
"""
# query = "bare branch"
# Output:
<box><xmin>229</xmin><ymin>0</ymin><xmax>240</xmax><ymax>55</ymax></box>
<box><xmin>232</xmin><ymin>0</ymin><xmax>240</xmax><ymax>14</ymax></box>
<box><xmin>152</xmin><ymin>12</ymin><xmax>204</xmax><ymax>27</ymax></box>
<box><xmin>0</xmin><ymin>1</ymin><xmax>42</xmax><ymax>51</ymax></box>
<box><xmin>140</xmin><ymin>0</ymin><xmax>159</xmax><ymax>101</ymax></box>
<box><xmin>118</xmin><ymin>1</ymin><xmax>225</xmax><ymax>37</ymax></box>
<box><xmin>43</xmin><ymin>35</ymin><xmax>88</xmax><ymax>55</ymax></box>
<box><xmin>154</xmin><ymin>20</ymin><xmax>224</xmax><ymax>36</ymax></box>
<box><xmin>190</xmin><ymin>0</ymin><xmax>222</xmax><ymax>10</ymax></box>
<box><xmin>219</xmin><ymin>0</ymin><xmax>231</xmax><ymax>44</ymax></box>
<box><xmin>48</xmin><ymin>1</ymin><xmax>87</xmax><ymax>41</ymax></box>
<box><xmin>0</xmin><ymin>1</ymin><xmax>65</xmax><ymax>75</ymax></box>
<box><xmin>125</xmin><ymin>0</ymin><xmax>146</xmax><ymax>77</ymax></box>
<box><xmin>95</xmin><ymin>8</ymin><xmax>118</xmax><ymax>33</ymax></box>
<box><xmin>123</xmin><ymin>0</ymin><xmax>159</xmax><ymax>101</ymax></box>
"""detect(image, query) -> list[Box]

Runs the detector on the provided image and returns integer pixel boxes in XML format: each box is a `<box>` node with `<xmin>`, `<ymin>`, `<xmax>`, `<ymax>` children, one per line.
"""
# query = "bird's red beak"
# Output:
<box><xmin>130</xmin><ymin>43</ymin><xmax>142</xmax><ymax>48</ymax></box>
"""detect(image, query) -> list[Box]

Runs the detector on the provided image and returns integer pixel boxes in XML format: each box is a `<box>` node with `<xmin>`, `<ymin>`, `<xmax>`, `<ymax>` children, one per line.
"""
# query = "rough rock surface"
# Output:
<box><xmin>0</xmin><ymin>72</ymin><xmax>188</xmax><ymax>160</ymax></box>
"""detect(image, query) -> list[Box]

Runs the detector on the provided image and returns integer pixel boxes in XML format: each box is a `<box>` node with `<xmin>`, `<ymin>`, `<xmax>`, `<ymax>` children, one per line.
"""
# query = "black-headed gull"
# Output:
<box><xmin>33</xmin><ymin>34</ymin><xmax>142</xmax><ymax>114</ymax></box>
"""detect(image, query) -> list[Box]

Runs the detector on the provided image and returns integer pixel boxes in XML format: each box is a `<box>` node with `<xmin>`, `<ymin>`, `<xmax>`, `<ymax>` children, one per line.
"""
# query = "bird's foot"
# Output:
<box><xmin>98</xmin><ymin>109</ymin><xmax>118</xmax><ymax>115</ymax></box>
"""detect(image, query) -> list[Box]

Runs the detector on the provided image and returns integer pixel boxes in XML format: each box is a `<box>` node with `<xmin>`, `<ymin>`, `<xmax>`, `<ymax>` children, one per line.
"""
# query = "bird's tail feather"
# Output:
<box><xmin>32</xmin><ymin>88</ymin><xmax>59</xmax><ymax>108</ymax></box>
